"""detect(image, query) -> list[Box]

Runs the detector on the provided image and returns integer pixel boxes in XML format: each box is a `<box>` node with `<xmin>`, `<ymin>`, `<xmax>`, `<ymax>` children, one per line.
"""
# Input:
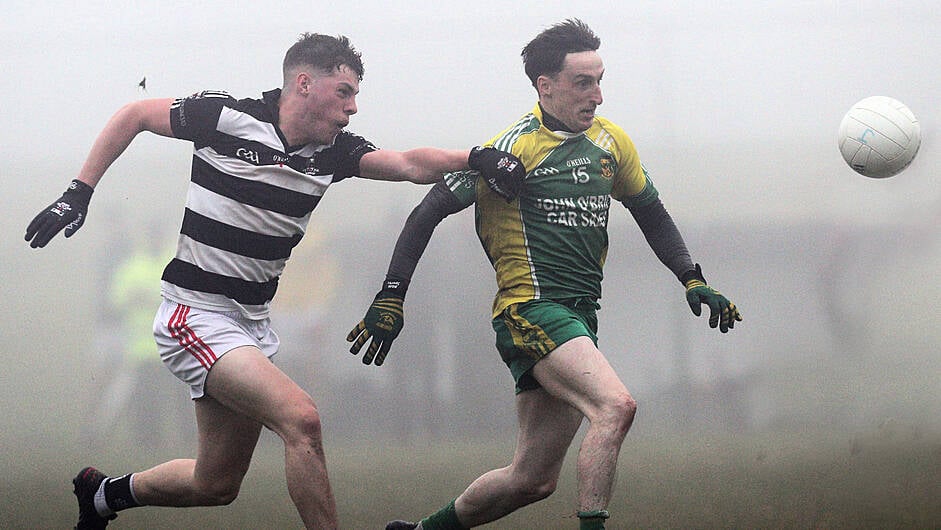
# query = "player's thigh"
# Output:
<box><xmin>511</xmin><ymin>387</ymin><xmax>583</xmax><ymax>480</ymax></box>
<box><xmin>531</xmin><ymin>336</ymin><xmax>630</xmax><ymax>419</ymax></box>
<box><xmin>203</xmin><ymin>345</ymin><xmax>315</xmax><ymax>434</ymax></box>
<box><xmin>192</xmin><ymin>392</ymin><xmax>263</xmax><ymax>484</ymax></box>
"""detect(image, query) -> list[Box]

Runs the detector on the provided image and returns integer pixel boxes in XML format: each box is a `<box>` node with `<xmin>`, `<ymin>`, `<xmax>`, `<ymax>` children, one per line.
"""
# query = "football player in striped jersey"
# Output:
<box><xmin>25</xmin><ymin>32</ymin><xmax>524</xmax><ymax>530</ymax></box>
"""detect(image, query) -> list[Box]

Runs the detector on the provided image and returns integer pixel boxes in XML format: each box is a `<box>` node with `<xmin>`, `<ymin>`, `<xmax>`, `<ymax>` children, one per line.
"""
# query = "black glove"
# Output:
<box><xmin>468</xmin><ymin>146</ymin><xmax>526</xmax><ymax>202</ymax></box>
<box><xmin>25</xmin><ymin>179</ymin><xmax>94</xmax><ymax>248</ymax></box>
<box><xmin>346</xmin><ymin>284</ymin><xmax>406</xmax><ymax>366</ymax></box>
<box><xmin>682</xmin><ymin>264</ymin><xmax>742</xmax><ymax>333</ymax></box>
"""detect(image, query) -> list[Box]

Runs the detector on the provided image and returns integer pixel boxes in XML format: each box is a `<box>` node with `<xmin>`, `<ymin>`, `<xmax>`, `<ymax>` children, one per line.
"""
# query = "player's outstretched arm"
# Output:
<box><xmin>359</xmin><ymin>146</ymin><xmax>525</xmax><ymax>201</ymax></box>
<box><xmin>347</xmin><ymin>181</ymin><xmax>469</xmax><ymax>365</ymax></box>
<box><xmin>24</xmin><ymin>99</ymin><xmax>174</xmax><ymax>248</ymax></box>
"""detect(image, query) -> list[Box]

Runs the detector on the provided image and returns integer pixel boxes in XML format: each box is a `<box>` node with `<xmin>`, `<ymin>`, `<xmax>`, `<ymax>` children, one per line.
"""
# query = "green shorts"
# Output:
<box><xmin>492</xmin><ymin>298</ymin><xmax>599</xmax><ymax>394</ymax></box>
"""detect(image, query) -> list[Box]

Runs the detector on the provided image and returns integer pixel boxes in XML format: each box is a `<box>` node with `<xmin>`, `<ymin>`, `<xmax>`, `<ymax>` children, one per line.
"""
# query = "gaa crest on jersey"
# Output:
<box><xmin>600</xmin><ymin>156</ymin><xmax>614</xmax><ymax>180</ymax></box>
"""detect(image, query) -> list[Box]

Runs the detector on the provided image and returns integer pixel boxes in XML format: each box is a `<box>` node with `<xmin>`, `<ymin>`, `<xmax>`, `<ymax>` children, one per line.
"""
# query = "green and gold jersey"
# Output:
<box><xmin>446</xmin><ymin>104</ymin><xmax>659</xmax><ymax>317</ymax></box>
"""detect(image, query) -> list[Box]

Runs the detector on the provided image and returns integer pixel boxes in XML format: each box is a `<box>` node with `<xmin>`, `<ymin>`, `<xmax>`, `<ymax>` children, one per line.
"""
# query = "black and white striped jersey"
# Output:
<box><xmin>161</xmin><ymin>88</ymin><xmax>377</xmax><ymax>319</ymax></box>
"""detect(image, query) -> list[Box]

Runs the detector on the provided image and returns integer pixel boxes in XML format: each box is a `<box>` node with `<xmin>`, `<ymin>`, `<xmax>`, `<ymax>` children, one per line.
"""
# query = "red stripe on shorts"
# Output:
<box><xmin>168</xmin><ymin>303</ymin><xmax>217</xmax><ymax>370</ymax></box>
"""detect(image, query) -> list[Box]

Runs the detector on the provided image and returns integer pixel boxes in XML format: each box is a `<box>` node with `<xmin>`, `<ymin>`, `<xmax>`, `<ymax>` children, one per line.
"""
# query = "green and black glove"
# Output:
<box><xmin>25</xmin><ymin>179</ymin><xmax>94</xmax><ymax>248</ymax></box>
<box><xmin>682</xmin><ymin>264</ymin><xmax>742</xmax><ymax>333</ymax></box>
<box><xmin>346</xmin><ymin>281</ymin><xmax>406</xmax><ymax>366</ymax></box>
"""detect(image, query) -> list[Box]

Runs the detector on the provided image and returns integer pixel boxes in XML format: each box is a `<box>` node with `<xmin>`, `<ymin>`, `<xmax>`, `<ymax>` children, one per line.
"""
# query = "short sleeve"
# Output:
<box><xmin>330</xmin><ymin>131</ymin><xmax>379</xmax><ymax>181</ymax></box>
<box><xmin>604</xmin><ymin>120</ymin><xmax>659</xmax><ymax>207</ymax></box>
<box><xmin>169</xmin><ymin>90</ymin><xmax>235</xmax><ymax>143</ymax></box>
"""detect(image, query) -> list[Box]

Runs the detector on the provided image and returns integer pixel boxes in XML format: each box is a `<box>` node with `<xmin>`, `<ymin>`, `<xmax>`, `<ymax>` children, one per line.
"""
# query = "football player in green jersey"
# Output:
<box><xmin>348</xmin><ymin>19</ymin><xmax>741</xmax><ymax>530</ymax></box>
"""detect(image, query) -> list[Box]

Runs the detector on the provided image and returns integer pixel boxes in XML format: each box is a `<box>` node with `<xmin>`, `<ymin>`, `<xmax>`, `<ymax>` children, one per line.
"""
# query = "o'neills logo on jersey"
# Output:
<box><xmin>566</xmin><ymin>157</ymin><xmax>592</xmax><ymax>167</ymax></box>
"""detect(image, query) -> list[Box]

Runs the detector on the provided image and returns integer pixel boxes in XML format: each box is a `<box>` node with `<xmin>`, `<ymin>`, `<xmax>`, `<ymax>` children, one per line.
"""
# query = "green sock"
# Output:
<box><xmin>577</xmin><ymin>509</ymin><xmax>610</xmax><ymax>530</ymax></box>
<box><xmin>420</xmin><ymin>499</ymin><xmax>466</xmax><ymax>530</ymax></box>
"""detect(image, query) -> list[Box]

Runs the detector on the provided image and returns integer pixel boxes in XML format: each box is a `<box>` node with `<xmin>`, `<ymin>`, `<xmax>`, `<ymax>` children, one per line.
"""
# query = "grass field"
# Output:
<box><xmin>6</xmin><ymin>429</ymin><xmax>939</xmax><ymax>529</ymax></box>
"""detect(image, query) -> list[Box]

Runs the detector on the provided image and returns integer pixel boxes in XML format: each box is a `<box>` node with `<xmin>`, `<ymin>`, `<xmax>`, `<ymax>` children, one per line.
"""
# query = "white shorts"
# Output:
<box><xmin>154</xmin><ymin>299</ymin><xmax>280</xmax><ymax>399</ymax></box>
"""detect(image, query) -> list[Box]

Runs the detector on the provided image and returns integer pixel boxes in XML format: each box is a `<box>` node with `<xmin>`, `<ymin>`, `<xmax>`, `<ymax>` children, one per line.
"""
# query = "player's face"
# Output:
<box><xmin>539</xmin><ymin>51</ymin><xmax>604</xmax><ymax>132</ymax></box>
<box><xmin>305</xmin><ymin>64</ymin><xmax>360</xmax><ymax>144</ymax></box>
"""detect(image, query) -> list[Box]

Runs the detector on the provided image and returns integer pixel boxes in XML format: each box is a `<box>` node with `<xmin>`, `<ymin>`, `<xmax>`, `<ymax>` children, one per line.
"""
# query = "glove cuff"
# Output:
<box><xmin>379</xmin><ymin>278</ymin><xmax>408</xmax><ymax>299</ymax></box>
<box><xmin>681</xmin><ymin>263</ymin><xmax>706</xmax><ymax>287</ymax></box>
<box><xmin>64</xmin><ymin>179</ymin><xmax>95</xmax><ymax>202</ymax></box>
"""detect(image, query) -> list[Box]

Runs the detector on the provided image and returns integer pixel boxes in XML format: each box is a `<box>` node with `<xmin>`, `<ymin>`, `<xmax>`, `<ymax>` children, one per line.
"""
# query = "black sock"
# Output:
<box><xmin>104</xmin><ymin>474</ymin><xmax>142</xmax><ymax>512</ymax></box>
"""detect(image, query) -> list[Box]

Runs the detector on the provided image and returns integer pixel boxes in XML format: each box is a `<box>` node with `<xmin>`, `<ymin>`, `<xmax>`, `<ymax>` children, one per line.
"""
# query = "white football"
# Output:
<box><xmin>838</xmin><ymin>96</ymin><xmax>921</xmax><ymax>179</ymax></box>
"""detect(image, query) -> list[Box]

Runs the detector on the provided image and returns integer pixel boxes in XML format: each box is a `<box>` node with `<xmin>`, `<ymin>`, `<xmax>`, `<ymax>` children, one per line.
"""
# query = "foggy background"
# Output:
<box><xmin>1</xmin><ymin>0</ymin><xmax>938</xmax><ymax>495</ymax></box>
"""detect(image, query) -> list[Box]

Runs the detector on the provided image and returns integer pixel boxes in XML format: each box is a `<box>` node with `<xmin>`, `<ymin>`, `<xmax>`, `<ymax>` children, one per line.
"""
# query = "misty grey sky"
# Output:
<box><xmin>2</xmin><ymin>0</ymin><xmax>938</xmax><ymax>228</ymax></box>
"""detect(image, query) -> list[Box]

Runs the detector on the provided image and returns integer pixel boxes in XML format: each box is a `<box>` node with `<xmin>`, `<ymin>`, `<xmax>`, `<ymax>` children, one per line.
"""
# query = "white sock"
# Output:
<box><xmin>128</xmin><ymin>474</ymin><xmax>142</xmax><ymax>506</ymax></box>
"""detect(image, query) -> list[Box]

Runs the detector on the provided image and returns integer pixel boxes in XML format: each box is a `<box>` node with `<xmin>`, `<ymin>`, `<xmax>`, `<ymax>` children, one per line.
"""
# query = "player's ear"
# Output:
<box><xmin>536</xmin><ymin>75</ymin><xmax>551</xmax><ymax>98</ymax></box>
<box><xmin>297</xmin><ymin>72</ymin><xmax>312</xmax><ymax>96</ymax></box>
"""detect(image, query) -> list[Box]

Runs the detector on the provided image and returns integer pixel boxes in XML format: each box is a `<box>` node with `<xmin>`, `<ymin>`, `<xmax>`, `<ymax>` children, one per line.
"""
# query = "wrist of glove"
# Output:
<box><xmin>346</xmin><ymin>280</ymin><xmax>407</xmax><ymax>366</ymax></box>
<box><xmin>24</xmin><ymin>179</ymin><xmax>94</xmax><ymax>248</ymax></box>
<box><xmin>682</xmin><ymin>264</ymin><xmax>742</xmax><ymax>333</ymax></box>
<box><xmin>468</xmin><ymin>146</ymin><xmax>526</xmax><ymax>202</ymax></box>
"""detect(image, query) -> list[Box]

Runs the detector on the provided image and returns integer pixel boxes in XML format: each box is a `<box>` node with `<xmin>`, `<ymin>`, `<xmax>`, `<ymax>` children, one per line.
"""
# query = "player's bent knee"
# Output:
<box><xmin>600</xmin><ymin>393</ymin><xmax>636</xmax><ymax>436</ymax></box>
<box><xmin>281</xmin><ymin>400</ymin><xmax>325</xmax><ymax>446</ymax></box>
<box><xmin>620</xmin><ymin>393</ymin><xmax>637</xmax><ymax>424</ymax></box>
<box><xmin>513</xmin><ymin>475</ymin><xmax>558</xmax><ymax>504</ymax></box>
<box><xmin>520</xmin><ymin>481</ymin><xmax>557</xmax><ymax>504</ymax></box>
<box><xmin>197</xmin><ymin>477</ymin><xmax>243</xmax><ymax>506</ymax></box>
<box><xmin>619</xmin><ymin>394</ymin><xmax>637</xmax><ymax>432</ymax></box>
<box><xmin>297</xmin><ymin>404</ymin><xmax>323</xmax><ymax>438</ymax></box>
<box><xmin>207</xmin><ymin>489</ymin><xmax>239</xmax><ymax>506</ymax></box>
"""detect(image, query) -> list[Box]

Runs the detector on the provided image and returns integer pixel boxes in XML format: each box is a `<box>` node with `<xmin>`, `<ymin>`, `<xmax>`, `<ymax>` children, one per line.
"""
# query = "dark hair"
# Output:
<box><xmin>521</xmin><ymin>19</ymin><xmax>600</xmax><ymax>87</ymax></box>
<box><xmin>283</xmin><ymin>33</ymin><xmax>364</xmax><ymax>81</ymax></box>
